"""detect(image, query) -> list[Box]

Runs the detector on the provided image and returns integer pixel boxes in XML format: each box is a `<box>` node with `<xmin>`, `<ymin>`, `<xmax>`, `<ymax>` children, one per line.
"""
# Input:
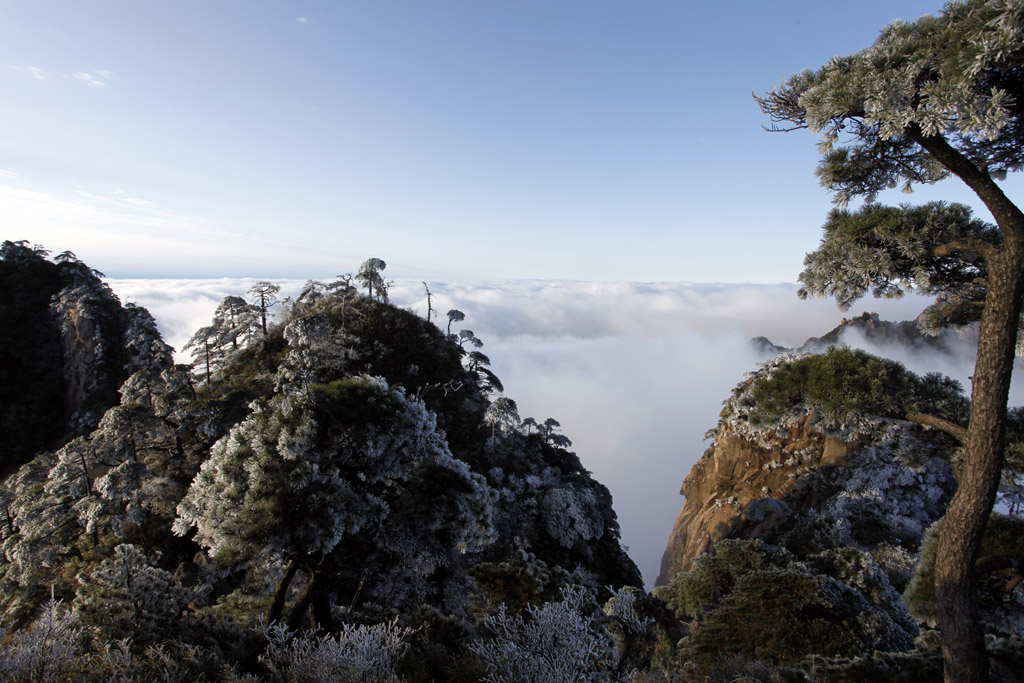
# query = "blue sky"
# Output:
<box><xmin>2</xmin><ymin>0</ymin><xmax>1015</xmax><ymax>281</ymax></box>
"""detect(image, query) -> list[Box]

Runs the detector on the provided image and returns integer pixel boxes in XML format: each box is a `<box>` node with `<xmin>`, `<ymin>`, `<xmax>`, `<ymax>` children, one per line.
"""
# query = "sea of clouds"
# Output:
<box><xmin>106</xmin><ymin>277</ymin><xmax>1024</xmax><ymax>589</ymax></box>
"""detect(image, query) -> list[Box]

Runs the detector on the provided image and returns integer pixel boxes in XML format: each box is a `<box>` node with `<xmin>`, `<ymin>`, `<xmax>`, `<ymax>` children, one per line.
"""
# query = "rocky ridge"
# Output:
<box><xmin>657</xmin><ymin>349</ymin><xmax>961</xmax><ymax>587</ymax></box>
<box><xmin>0</xmin><ymin>241</ymin><xmax>172</xmax><ymax>478</ymax></box>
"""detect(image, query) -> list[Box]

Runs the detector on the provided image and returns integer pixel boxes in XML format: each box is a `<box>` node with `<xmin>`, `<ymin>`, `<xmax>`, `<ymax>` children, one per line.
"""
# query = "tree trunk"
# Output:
<box><xmin>936</xmin><ymin>241</ymin><xmax>1024</xmax><ymax>683</ymax></box>
<box><xmin>311</xmin><ymin>577</ymin><xmax>334</xmax><ymax>633</ymax></box>
<box><xmin>287</xmin><ymin>574</ymin><xmax>316</xmax><ymax>632</ymax></box>
<box><xmin>268</xmin><ymin>559</ymin><xmax>299</xmax><ymax>624</ymax></box>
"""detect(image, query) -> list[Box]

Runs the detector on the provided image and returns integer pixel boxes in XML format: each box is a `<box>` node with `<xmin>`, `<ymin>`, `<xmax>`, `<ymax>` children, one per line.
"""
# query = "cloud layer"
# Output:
<box><xmin>106</xmin><ymin>278</ymin><xmax>1019</xmax><ymax>588</ymax></box>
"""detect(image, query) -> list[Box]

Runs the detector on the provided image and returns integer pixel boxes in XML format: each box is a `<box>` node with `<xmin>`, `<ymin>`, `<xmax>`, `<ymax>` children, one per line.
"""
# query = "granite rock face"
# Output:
<box><xmin>0</xmin><ymin>241</ymin><xmax>172</xmax><ymax>477</ymax></box>
<box><xmin>657</xmin><ymin>352</ymin><xmax>958</xmax><ymax>588</ymax></box>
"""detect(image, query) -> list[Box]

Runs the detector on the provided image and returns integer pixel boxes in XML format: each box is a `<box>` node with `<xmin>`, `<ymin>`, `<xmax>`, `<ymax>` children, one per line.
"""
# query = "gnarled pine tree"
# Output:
<box><xmin>758</xmin><ymin>1</ymin><xmax>1024</xmax><ymax>680</ymax></box>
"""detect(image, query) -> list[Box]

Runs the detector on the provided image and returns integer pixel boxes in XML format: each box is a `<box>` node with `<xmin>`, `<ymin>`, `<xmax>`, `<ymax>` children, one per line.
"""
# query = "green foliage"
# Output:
<box><xmin>657</xmin><ymin>539</ymin><xmax>916</xmax><ymax>673</ymax></box>
<box><xmin>655</xmin><ymin>539</ymin><xmax>795</xmax><ymax>620</ymax></box>
<box><xmin>682</xmin><ymin>570</ymin><xmax>862</xmax><ymax>668</ymax></box>
<box><xmin>905</xmin><ymin>513</ymin><xmax>1024</xmax><ymax>633</ymax></box>
<box><xmin>797</xmin><ymin>202</ymin><xmax>995</xmax><ymax>310</ymax></box>
<box><xmin>758</xmin><ymin>0</ymin><xmax>1024</xmax><ymax>205</ymax></box>
<box><xmin>743</xmin><ymin>347</ymin><xmax>967</xmax><ymax>428</ymax></box>
<box><xmin>307</xmin><ymin>376</ymin><xmax>403</xmax><ymax>434</ymax></box>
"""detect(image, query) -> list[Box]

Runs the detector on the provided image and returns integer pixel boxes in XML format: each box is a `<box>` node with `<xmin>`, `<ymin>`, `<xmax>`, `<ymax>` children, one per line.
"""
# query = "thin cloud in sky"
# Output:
<box><xmin>0</xmin><ymin>178</ymin><xmax>356</xmax><ymax>277</ymax></box>
<box><xmin>73</xmin><ymin>71</ymin><xmax>110</xmax><ymax>87</ymax></box>
<box><xmin>296</xmin><ymin>17</ymin><xmax>309</xmax><ymax>23</ymax></box>
<box><xmin>14</xmin><ymin>65</ymin><xmax>111</xmax><ymax>86</ymax></box>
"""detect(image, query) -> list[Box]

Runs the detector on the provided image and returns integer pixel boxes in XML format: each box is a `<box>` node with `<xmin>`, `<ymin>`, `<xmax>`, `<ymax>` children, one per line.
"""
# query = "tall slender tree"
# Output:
<box><xmin>758</xmin><ymin>2</ymin><xmax>1024</xmax><ymax>679</ymax></box>
<box><xmin>247</xmin><ymin>281</ymin><xmax>280</xmax><ymax>335</ymax></box>
<box><xmin>356</xmin><ymin>258</ymin><xmax>388</xmax><ymax>302</ymax></box>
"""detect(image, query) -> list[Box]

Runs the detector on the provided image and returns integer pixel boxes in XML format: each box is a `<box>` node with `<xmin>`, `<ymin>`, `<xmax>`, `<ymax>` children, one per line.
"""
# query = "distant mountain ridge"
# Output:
<box><xmin>754</xmin><ymin>310</ymin><xmax>977</xmax><ymax>357</ymax></box>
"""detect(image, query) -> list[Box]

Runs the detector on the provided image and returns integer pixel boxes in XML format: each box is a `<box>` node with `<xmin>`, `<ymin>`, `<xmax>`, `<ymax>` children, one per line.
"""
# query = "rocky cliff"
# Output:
<box><xmin>0</xmin><ymin>241</ymin><xmax>172</xmax><ymax>477</ymax></box>
<box><xmin>657</xmin><ymin>350</ymin><xmax>961</xmax><ymax>587</ymax></box>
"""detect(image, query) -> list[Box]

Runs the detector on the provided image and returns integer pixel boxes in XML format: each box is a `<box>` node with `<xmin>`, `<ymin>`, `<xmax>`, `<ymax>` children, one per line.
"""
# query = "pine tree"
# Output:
<box><xmin>758</xmin><ymin>2</ymin><xmax>1024</xmax><ymax>678</ymax></box>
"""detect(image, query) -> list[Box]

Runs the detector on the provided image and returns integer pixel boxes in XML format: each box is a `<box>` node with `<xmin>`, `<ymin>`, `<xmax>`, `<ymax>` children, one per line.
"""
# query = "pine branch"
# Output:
<box><xmin>906</xmin><ymin>412</ymin><xmax>968</xmax><ymax>443</ymax></box>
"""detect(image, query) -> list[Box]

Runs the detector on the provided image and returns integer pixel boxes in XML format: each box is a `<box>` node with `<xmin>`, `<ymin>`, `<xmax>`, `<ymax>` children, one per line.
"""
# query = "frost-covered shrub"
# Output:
<box><xmin>741</xmin><ymin>347</ymin><xmax>967</xmax><ymax>431</ymax></box>
<box><xmin>277</xmin><ymin>312</ymin><xmax>355</xmax><ymax>389</ymax></box>
<box><xmin>73</xmin><ymin>543</ymin><xmax>203</xmax><ymax>647</ymax></box>
<box><xmin>657</xmin><ymin>539</ymin><xmax>916</xmax><ymax>670</ymax></box>
<box><xmin>541</xmin><ymin>484</ymin><xmax>605</xmax><ymax>548</ymax></box>
<box><xmin>0</xmin><ymin>596</ymin><xmax>81</xmax><ymax>682</ymax></box>
<box><xmin>257</xmin><ymin>617</ymin><xmax>412</xmax><ymax>683</ymax></box>
<box><xmin>603</xmin><ymin>586</ymin><xmax>654</xmax><ymax>636</ymax></box>
<box><xmin>469</xmin><ymin>585</ymin><xmax>616</xmax><ymax>683</ymax></box>
<box><xmin>718</xmin><ymin>349</ymin><xmax>967</xmax><ymax>448</ymax></box>
<box><xmin>76</xmin><ymin>638</ymin><xmax>224</xmax><ymax>682</ymax></box>
<box><xmin>760</xmin><ymin>420</ymin><xmax>956</xmax><ymax>560</ymax></box>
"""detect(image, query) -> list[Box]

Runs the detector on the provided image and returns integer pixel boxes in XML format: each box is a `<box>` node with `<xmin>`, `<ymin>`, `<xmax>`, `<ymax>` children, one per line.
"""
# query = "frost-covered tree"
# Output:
<box><xmin>174</xmin><ymin>376</ymin><xmax>494</xmax><ymax>629</ymax></box>
<box><xmin>757</xmin><ymin>2</ymin><xmax>1024</xmax><ymax>678</ymax></box>
<box><xmin>356</xmin><ymin>258</ymin><xmax>388</xmax><ymax>302</ymax></box>
<box><xmin>446</xmin><ymin>309</ymin><xmax>465</xmax><ymax>336</ymax></box>
<box><xmin>468</xmin><ymin>350</ymin><xmax>504</xmax><ymax>394</ymax></box>
<box><xmin>213</xmin><ymin>295</ymin><xmax>259</xmax><ymax>349</ymax></box>
<box><xmin>484</xmin><ymin>397</ymin><xmax>520</xmax><ymax>439</ymax></box>
<box><xmin>45</xmin><ymin>403</ymin><xmax>171</xmax><ymax>539</ymax></box>
<box><xmin>0</xmin><ymin>594</ymin><xmax>82</xmax><ymax>682</ymax></box>
<box><xmin>470</xmin><ymin>584</ymin><xmax>616</xmax><ymax>682</ymax></box>
<box><xmin>248</xmin><ymin>281</ymin><xmax>281</xmax><ymax>335</ymax></box>
<box><xmin>73</xmin><ymin>543</ymin><xmax>202</xmax><ymax>648</ymax></box>
<box><xmin>539</xmin><ymin>417</ymin><xmax>572</xmax><ymax>449</ymax></box>
<box><xmin>183</xmin><ymin>296</ymin><xmax>259</xmax><ymax>382</ymax></box>
<box><xmin>458</xmin><ymin>329</ymin><xmax>483</xmax><ymax>348</ymax></box>
<box><xmin>296</xmin><ymin>280</ymin><xmax>327</xmax><ymax>308</ymax></box>
<box><xmin>183</xmin><ymin>324</ymin><xmax>220</xmax><ymax>384</ymax></box>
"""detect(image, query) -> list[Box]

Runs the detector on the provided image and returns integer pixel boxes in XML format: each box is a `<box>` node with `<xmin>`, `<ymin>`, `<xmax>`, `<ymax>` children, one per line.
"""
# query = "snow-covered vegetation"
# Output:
<box><xmin>2</xmin><ymin>239</ymin><xmax>1024</xmax><ymax>680</ymax></box>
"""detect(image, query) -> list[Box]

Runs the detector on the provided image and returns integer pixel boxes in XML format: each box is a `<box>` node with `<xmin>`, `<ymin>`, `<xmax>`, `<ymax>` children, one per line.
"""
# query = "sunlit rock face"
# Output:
<box><xmin>657</xmin><ymin>352</ymin><xmax>958</xmax><ymax>588</ymax></box>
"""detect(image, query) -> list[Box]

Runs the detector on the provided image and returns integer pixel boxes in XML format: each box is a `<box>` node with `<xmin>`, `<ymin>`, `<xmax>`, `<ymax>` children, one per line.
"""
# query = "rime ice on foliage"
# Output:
<box><xmin>603</xmin><ymin>585</ymin><xmax>654</xmax><ymax>635</ymax></box>
<box><xmin>121</xmin><ymin>304</ymin><xmax>174</xmax><ymax>373</ymax></box>
<box><xmin>277</xmin><ymin>313</ymin><xmax>355</xmax><ymax>389</ymax></box>
<box><xmin>355</xmin><ymin>258</ymin><xmax>388</xmax><ymax>303</ymax></box>
<box><xmin>541</xmin><ymin>485</ymin><xmax>605</xmax><ymax>548</ymax></box>
<box><xmin>0</xmin><ymin>595</ymin><xmax>82</xmax><ymax>682</ymax></box>
<box><xmin>470</xmin><ymin>585</ymin><xmax>616</xmax><ymax>683</ymax></box>
<box><xmin>46</xmin><ymin>404</ymin><xmax>165</xmax><ymax>537</ymax></box>
<box><xmin>257</xmin><ymin>616</ymin><xmax>412</xmax><ymax>683</ymax></box>
<box><xmin>174</xmin><ymin>375</ymin><xmax>496</xmax><ymax>612</ymax></box>
<box><xmin>73</xmin><ymin>543</ymin><xmax>203</xmax><ymax>646</ymax></box>
<box><xmin>184</xmin><ymin>295</ymin><xmax>261</xmax><ymax>382</ymax></box>
<box><xmin>484</xmin><ymin>397</ymin><xmax>520</xmax><ymax>438</ymax></box>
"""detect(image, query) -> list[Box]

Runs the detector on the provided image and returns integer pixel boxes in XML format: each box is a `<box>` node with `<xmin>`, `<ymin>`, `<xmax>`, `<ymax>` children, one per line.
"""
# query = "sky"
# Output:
<box><xmin>8</xmin><ymin>2</ymin><xmax>1024</xmax><ymax>587</ymax></box>
<box><xmin>4</xmin><ymin>0</ymin><xmax>1020</xmax><ymax>281</ymax></box>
